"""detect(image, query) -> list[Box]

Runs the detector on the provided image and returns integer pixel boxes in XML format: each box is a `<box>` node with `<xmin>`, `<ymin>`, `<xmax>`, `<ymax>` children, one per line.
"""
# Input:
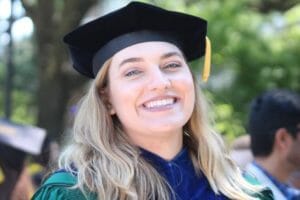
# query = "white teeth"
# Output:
<box><xmin>145</xmin><ymin>98</ymin><xmax>175</xmax><ymax>108</ymax></box>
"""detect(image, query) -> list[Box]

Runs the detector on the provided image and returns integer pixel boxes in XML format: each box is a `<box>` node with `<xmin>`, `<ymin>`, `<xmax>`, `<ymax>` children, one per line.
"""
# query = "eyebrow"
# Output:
<box><xmin>160</xmin><ymin>51</ymin><xmax>184</xmax><ymax>60</ymax></box>
<box><xmin>119</xmin><ymin>57</ymin><xmax>143</xmax><ymax>68</ymax></box>
<box><xmin>119</xmin><ymin>51</ymin><xmax>184</xmax><ymax>68</ymax></box>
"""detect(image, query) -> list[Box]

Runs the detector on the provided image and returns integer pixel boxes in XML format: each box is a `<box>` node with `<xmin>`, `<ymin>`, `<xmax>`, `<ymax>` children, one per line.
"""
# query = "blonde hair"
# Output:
<box><xmin>59</xmin><ymin>59</ymin><xmax>262</xmax><ymax>199</ymax></box>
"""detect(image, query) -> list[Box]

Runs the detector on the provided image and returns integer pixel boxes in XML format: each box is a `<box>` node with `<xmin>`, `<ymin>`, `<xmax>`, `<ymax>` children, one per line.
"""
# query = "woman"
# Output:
<box><xmin>32</xmin><ymin>2</ymin><xmax>273</xmax><ymax>200</ymax></box>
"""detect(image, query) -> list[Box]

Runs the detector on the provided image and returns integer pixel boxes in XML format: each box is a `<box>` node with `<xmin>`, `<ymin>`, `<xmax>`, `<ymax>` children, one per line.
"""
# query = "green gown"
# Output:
<box><xmin>32</xmin><ymin>170</ymin><xmax>273</xmax><ymax>200</ymax></box>
<box><xmin>31</xmin><ymin>171</ymin><xmax>96</xmax><ymax>200</ymax></box>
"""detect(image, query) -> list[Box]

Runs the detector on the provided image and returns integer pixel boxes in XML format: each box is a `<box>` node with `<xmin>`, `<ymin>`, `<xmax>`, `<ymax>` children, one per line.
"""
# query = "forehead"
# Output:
<box><xmin>111</xmin><ymin>41</ymin><xmax>183</xmax><ymax>63</ymax></box>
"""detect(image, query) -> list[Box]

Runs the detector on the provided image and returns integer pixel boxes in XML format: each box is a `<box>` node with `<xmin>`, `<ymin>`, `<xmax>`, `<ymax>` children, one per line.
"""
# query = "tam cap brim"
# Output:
<box><xmin>63</xmin><ymin>1</ymin><xmax>207</xmax><ymax>78</ymax></box>
<box><xmin>0</xmin><ymin>119</ymin><xmax>47</xmax><ymax>155</ymax></box>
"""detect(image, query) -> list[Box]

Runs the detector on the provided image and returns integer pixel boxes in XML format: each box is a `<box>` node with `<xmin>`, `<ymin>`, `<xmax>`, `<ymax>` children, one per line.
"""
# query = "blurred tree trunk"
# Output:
<box><xmin>253</xmin><ymin>0</ymin><xmax>300</xmax><ymax>13</ymax></box>
<box><xmin>20</xmin><ymin>0</ymin><xmax>98</xmax><ymax>140</ymax></box>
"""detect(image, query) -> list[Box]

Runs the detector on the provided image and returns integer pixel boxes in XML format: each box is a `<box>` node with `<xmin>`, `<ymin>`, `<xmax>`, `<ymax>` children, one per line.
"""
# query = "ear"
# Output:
<box><xmin>109</xmin><ymin>105</ymin><xmax>116</xmax><ymax>115</ymax></box>
<box><xmin>274</xmin><ymin>128</ymin><xmax>293</xmax><ymax>151</ymax></box>
<box><xmin>99</xmin><ymin>88</ymin><xmax>116</xmax><ymax>115</ymax></box>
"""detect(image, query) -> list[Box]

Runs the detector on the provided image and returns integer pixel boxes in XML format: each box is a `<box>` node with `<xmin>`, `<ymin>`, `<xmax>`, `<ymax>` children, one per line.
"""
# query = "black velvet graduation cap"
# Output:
<box><xmin>63</xmin><ymin>1</ymin><xmax>210</xmax><ymax>80</ymax></box>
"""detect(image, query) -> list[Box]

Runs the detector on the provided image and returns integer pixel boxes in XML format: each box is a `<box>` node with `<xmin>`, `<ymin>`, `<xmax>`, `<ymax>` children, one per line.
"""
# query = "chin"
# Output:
<box><xmin>145</xmin><ymin>121</ymin><xmax>185</xmax><ymax>133</ymax></box>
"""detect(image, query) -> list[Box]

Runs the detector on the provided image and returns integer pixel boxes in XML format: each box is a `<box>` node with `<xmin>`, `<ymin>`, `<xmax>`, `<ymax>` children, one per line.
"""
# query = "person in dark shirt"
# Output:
<box><xmin>0</xmin><ymin>143</ymin><xmax>26</xmax><ymax>200</ymax></box>
<box><xmin>33</xmin><ymin>2</ymin><xmax>272</xmax><ymax>200</ymax></box>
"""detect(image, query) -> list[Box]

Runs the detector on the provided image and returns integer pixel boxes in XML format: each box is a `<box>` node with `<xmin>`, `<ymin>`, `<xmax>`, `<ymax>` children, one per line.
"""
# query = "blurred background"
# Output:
<box><xmin>0</xmin><ymin>0</ymin><xmax>299</xmax><ymax>198</ymax></box>
<box><xmin>1</xmin><ymin>0</ymin><xmax>300</xmax><ymax>142</ymax></box>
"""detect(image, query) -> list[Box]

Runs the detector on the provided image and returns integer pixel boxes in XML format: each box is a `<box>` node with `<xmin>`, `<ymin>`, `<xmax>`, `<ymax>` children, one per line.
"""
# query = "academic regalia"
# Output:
<box><xmin>32</xmin><ymin>147</ymin><xmax>226</xmax><ymax>199</ymax></box>
<box><xmin>141</xmin><ymin>147</ymin><xmax>227</xmax><ymax>200</ymax></box>
<box><xmin>32</xmin><ymin>147</ymin><xmax>274</xmax><ymax>200</ymax></box>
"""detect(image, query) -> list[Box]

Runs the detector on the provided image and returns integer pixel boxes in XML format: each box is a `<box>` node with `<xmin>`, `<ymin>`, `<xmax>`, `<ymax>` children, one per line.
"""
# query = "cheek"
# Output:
<box><xmin>179</xmin><ymin>73</ymin><xmax>195</xmax><ymax>99</ymax></box>
<box><xmin>109</xmin><ymin>84</ymin><xmax>126</xmax><ymax>109</ymax></box>
<box><xmin>288</xmin><ymin>141</ymin><xmax>300</xmax><ymax>155</ymax></box>
<box><xmin>175</xmin><ymin>73</ymin><xmax>195</xmax><ymax>111</ymax></box>
<box><xmin>187</xmin><ymin>81</ymin><xmax>196</xmax><ymax>111</ymax></box>
<box><xmin>185</xmin><ymin>75</ymin><xmax>196</xmax><ymax>114</ymax></box>
<box><xmin>108</xmin><ymin>81</ymin><xmax>141</xmax><ymax>115</ymax></box>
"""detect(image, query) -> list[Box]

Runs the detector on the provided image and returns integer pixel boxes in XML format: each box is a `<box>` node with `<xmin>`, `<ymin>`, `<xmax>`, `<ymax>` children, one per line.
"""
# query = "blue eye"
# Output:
<box><xmin>125</xmin><ymin>70</ymin><xmax>141</xmax><ymax>77</ymax></box>
<box><xmin>164</xmin><ymin>62</ymin><xmax>181</xmax><ymax>70</ymax></box>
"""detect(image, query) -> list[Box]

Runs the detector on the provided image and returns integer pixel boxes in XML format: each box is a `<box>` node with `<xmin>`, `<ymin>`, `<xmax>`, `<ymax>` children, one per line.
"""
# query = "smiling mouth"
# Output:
<box><xmin>143</xmin><ymin>98</ymin><xmax>177</xmax><ymax>109</ymax></box>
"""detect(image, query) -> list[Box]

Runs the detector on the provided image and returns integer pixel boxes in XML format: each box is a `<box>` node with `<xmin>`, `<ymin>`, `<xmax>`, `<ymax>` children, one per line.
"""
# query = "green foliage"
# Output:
<box><xmin>214</xmin><ymin>103</ymin><xmax>245</xmax><ymax>141</ymax></box>
<box><xmin>204</xmin><ymin>91</ymin><xmax>246</xmax><ymax>142</ymax></box>
<box><xmin>12</xmin><ymin>38</ymin><xmax>37</xmax><ymax>92</ymax></box>
<box><xmin>11</xmin><ymin>38</ymin><xmax>37</xmax><ymax>124</ymax></box>
<box><xmin>0</xmin><ymin>37</ymin><xmax>37</xmax><ymax>125</ymax></box>
<box><xmin>11</xmin><ymin>89</ymin><xmax>36</xmax><ymax>124</ymax></box>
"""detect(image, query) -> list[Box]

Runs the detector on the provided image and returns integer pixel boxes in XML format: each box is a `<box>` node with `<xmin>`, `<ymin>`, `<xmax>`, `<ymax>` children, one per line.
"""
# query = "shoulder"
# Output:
<box><xmin>243</xmin><ymin>172</ymin><xmax>274</xmax><ymax>200</ymax></box>
<box><xmin>32</xmin><ymin>171</ymin><xmax>96</xmax><ymax>200</ymax></box>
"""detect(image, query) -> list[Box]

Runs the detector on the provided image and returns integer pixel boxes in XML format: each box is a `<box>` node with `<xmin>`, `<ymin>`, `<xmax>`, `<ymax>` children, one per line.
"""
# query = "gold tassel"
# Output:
<box><xmin>202</xmin><ymin>36</ymin><xmax>211</xmax><ymax>82</ymax></box>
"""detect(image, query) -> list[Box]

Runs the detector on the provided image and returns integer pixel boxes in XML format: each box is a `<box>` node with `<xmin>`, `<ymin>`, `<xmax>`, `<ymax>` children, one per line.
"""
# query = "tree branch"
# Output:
<box><xmin>250</xmin><ymin>0</ymin><xmax>300</xmax><ymax>13</ymax></box>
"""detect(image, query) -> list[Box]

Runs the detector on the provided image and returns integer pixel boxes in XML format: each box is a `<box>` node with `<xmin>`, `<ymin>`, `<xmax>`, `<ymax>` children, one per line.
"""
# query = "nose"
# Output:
<box><xmin>147</xmin><ymin>67</ymin><xmax>171</xmax><ymax>91</ymax></box>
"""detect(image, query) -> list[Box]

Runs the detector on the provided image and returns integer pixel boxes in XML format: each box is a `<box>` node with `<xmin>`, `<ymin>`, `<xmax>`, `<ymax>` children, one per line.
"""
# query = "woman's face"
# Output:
<box><xmin>106</xmin><ymin>41</ymin><xmax>195</xmax><ymax>143</ymax></box>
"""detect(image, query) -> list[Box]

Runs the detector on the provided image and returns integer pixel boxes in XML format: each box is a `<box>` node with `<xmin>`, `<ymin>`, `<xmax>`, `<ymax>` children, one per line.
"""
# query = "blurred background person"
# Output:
<box><xmin>30</xmin><ymin>136</ymin><xmax>60</xmax><ymax>188</ymax></box>
<box><xmin>0</xmin><ymin>119</ymin><xmax>47</xmax><ymax>200</ymax></box>
<box><xmin>245</xmin><ymin>89</ymin><xmax>300</xmax><ymax>200</ymax></box>
<box><xmin>0</xmin><ymin>143</ymin><xmax>29</xmax><ymax>200</ymax></box>
<box><xmin>288</xmin><ymin>171</ymin><xmax>300</xmax><ymax>190</ymax></box>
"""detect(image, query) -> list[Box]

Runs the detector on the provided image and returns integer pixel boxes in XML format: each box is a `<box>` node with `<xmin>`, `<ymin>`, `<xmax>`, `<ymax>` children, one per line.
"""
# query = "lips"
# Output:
<box><xmin>143</xmin><ymin>97</ymin><xmax>177</xmax><ymax>109</ymax></box>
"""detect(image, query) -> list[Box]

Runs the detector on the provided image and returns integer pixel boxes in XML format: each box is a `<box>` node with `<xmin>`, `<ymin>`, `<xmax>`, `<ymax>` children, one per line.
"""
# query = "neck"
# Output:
<box><xmin>129</xmin><ymin>130</ymin><xmax>183</xmax><ymax>160</ymax></box>
<box><xmin>255</xmin><ymin>156</ymin><xmax>291</xmax><ymax>183</ymax></box>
